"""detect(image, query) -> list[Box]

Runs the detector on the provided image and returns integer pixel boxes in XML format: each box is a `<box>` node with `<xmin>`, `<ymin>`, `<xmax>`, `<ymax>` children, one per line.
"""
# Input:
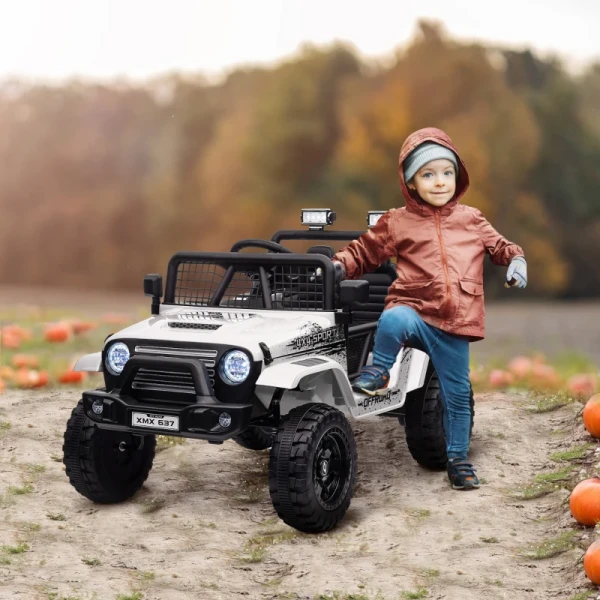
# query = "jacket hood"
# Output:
<box><xmin>398</xmin><ymin>127</ymin><xmax>470</xmax><ymax>215</ymax></box>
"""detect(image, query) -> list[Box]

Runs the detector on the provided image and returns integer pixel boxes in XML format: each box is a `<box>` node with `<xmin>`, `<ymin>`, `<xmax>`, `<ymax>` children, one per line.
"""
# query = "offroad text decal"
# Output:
<box><xmin>361</xmin><ymin>390</ymin><xmax>393</xmax><ymax>409</ymax></box>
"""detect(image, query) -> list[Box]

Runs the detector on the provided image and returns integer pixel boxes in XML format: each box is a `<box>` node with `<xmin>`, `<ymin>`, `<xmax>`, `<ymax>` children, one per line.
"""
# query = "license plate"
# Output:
<box><xmin>131</xmin><ymin>412</ymin><xmax>179</xmax><ymax>432</ymax></box>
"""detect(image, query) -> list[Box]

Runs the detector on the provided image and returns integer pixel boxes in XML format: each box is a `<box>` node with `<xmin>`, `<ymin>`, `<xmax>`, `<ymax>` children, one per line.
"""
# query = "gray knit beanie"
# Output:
<box><xmin>403</xmin><ymin>142</ymin><xmax>459</xmax><ymax>183</ymax></box>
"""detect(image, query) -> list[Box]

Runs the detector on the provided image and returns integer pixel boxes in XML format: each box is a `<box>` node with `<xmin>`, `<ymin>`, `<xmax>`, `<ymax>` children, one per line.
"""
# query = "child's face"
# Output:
<box><xmin>407</xmin><ymin>159</ymin><xmax>457</xmax><ymax>207</ymax></box>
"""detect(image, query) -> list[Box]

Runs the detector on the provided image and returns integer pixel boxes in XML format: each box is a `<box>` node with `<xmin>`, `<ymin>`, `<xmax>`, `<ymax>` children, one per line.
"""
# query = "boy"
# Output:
<box><xmin>332</xmin><ymin>127</ymin><xmax>527</xmax><ymax>490</ymax></box>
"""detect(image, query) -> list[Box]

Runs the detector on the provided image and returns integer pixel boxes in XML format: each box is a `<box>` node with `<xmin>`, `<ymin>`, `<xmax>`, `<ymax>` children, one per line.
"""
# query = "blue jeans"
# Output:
<box><xmin>372</xmin><ymin>306</ymin><xmax>471</xmax><ymax>461</ymax></box>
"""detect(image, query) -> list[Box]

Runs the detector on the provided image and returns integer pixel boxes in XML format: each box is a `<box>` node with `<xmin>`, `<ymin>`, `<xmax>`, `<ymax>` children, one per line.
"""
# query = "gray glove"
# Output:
<box><xmin>333</xmin><ymin>260</ymin><xmax>346</xmax><ymax>284</ymax></box>
<box><xmin>506</xmin><ymin>256</ymin><xmax>527</xmax><ymax>288</ymax></box>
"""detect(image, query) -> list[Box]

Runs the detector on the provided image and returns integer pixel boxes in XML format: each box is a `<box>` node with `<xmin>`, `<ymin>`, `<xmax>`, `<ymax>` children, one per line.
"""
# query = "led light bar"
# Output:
<box><xmin>367</xmin><ymin>211</ymin><xmax>387</xmax><ymax>228</ymax></box>
<box><xmin>301</xmin><ymin>208</ymin><xmax>336</xmax><ymax>230</ymax></box>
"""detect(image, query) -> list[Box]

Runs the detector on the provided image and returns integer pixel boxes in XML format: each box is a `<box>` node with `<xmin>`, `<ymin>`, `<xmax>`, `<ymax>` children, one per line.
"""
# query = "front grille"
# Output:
<box><xmin>132</xmin><ymin>368</ymin><xmax>199</xmax><ymax>394</ymax></box>
<box><xmin>168</xmin><ymin>322</ymin><xmax>221</xmax><ymax>330</ymax></box>
<box><xmin>132</xmin><ymin>346</ymin><xmax>217</xmax><ymax>399</ymax></box>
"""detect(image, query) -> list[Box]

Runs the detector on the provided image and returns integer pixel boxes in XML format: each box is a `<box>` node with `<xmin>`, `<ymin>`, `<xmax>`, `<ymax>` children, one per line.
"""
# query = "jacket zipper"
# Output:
<box><xmin>435</xmin><ymin>211</ymin><xmax>451</xmax><ymax>321</ymax></box>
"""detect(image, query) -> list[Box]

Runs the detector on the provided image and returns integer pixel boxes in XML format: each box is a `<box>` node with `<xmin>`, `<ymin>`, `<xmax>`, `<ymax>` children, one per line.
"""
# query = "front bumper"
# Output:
<box><xmin>83</xmin><ymin>355</ymin><xmax>253</xmax><ymax>441</ymax></box>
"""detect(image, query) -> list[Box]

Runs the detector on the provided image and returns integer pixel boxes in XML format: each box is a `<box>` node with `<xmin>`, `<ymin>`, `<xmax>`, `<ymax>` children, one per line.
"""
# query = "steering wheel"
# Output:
<box><xmin>230</xmin><ymin>239</ymin><xmax>292</xmax><ymax>253</ymax></box>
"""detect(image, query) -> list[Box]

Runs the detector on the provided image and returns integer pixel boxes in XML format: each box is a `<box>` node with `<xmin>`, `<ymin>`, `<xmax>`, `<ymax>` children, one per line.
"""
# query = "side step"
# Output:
<box><xmin>348</xmin><ymin>348</ymin><xmax>428</xmax><ymax>419</ymax></box>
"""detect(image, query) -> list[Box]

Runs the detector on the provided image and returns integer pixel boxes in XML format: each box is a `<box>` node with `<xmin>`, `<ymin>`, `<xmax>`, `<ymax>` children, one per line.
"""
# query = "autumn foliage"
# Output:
<box><xmin>0</xmin><ymin>21</ymin><xmax>597</xmax><ymax>298</ymax></box>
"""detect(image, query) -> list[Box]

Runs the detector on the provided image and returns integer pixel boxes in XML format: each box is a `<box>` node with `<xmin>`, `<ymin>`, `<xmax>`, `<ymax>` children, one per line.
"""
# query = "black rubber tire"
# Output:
<box><xmin>403</xmin><ymin>364</ymin><xmax>475</xmax><ymax>470</ymax></box>
<box><xmin>233</xmin><ymin>425</ymin><xmax>276</xmax><ymax>450</ymax></box>
<box><xmin>268</xmin><ymin>404</ymin><xmax>357</xmax><ymax>533</ymax></box>
<box><xmin>63</xmin><ymin>400</ymin><xmax>156</xmax><ymax>503</ymax></box>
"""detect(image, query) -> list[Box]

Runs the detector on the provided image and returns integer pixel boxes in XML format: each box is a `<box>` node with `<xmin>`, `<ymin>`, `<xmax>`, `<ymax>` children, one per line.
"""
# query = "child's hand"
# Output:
<box><xmin>333</xmin><ymin>260</ymin><xmax>346</xmax><ymax>284</ymax></box>
<box><xmin>505</xmin><ymin>256</ymin><xmax>527</xmax><ymax>288</ymax></box>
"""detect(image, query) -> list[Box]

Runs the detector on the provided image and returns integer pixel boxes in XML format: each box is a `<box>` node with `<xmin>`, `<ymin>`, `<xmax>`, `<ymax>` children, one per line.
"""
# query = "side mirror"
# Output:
<box><xmin>144</xmin><ymin>274</ymin><xmax>163</xmax><ymax>315</ymax></box>
<box><xmin>338</xmin><ymin>280</ymin><xmax>369</xmax><ymax>309</ymax></box>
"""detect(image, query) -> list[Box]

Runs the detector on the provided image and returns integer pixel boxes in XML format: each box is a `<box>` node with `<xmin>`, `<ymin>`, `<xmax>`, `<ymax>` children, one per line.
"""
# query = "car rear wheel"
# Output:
<box><xmin>403</xmin><ymin>364</ymin><xmax>475</xmax><ymax>470</ymax></box>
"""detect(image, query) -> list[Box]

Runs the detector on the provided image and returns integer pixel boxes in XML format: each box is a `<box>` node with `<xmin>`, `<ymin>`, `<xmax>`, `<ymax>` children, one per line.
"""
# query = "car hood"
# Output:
<box><xmin>105</xmin><ymin>306</ymin><xmax>340</xmax><ymax>362</ymax></box>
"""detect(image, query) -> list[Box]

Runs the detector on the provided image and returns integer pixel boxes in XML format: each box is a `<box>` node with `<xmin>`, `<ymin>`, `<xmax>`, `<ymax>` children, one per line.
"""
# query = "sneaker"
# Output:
<box><xmin>447</xmin><ymin>458</ymin><xmax>480</xmax><ymax>490</ymax></box>
<box><xmin>352</xmin><ymin>366</ymin><xmax>390</xmax><ymax>396</ymax></box>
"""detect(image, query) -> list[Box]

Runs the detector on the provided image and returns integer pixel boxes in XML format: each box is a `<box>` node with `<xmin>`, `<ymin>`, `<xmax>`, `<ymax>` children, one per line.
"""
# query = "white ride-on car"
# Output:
<box><xmin>63</xmin><ymin>209</ymin><xmax>474</xmax><ymax>533</ymax></box>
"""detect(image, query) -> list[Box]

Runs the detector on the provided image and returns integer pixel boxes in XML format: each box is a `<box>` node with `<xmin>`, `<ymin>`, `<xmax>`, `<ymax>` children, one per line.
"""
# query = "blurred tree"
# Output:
<box><xmin>0</xmin><ymin>24</ymin><xmax>597</xmax><ymax>297</ymax></box>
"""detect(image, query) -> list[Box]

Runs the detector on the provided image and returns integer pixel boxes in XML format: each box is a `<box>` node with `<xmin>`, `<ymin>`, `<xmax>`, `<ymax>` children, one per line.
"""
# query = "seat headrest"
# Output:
<box><xmin>307</xmin><ymin>245</ymin><xmax>334</xmax><ymax>259</ymax></box>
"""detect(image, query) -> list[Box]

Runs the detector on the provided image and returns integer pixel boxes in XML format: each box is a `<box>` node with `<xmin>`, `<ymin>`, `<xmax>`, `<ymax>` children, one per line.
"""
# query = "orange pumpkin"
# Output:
<box><xmin>0</xmin><ymin>378</ymin><xmax>4</xmax><ymax>394</ymax></box>
<box><xmin>584</xmin><ymin>540</ymin><xmax>600</xmax><ymax>584</ymax></box>
<box><xmin>488</xmin><ymin>369</ymin><xmax>514</xmax><ymax>388</ymax></box>
<box><xmin>15</xmin><ymin>368</ymin><xmax>46</xmax><ymax>389</ymax></box>
<box><xmin>71</xmin><ymin>320</ymin><xmax>98</xmax><ymax>335</ymax></box>
<box><xmin>567</xmin><ymin>374</ymin><xmax>597</xmax><ymax>399</ymax></box>
<box><xmin>33</xmin><ymin>371</ymin><xmax>49</xmax><ymax>388</ymax></box>
<box><xmin>44</xmin><ymin>322</ymin><xmax>72</xmax><ymax>343</ymax></box>
<box><xmin>0</xmin><ymin>366</ymin><xmax>15</xmax><ymax>381</ymax></box>
<box><xmin>507</xmin><ymin>356</ymin><xmax>533</xmax><ymax>379</ymax></box>
<box><xmin>1</xmin><ymin>331</ymin><xmax>21</xmax><ymax>349</ymax></box>
<box><xmin>530</xmin><ymin>363</ymin><xmax>559</xmax><ymax>388</ymax></box>
<box><xmin>584</xmin><ymin>394</ymin><xmax>600</xmax><ymax>438</ymax></box>
<box><xmin>58</xmin><ymin>370</ymin><xmax>85</xmax><ymax>384</ymax></box>
<box><xmin>11</xmin><ymin>354</ymin><xmax>40</xmax><ymax>369</ymax></box>
<box><xmin>570</xmin><ymin>478</ymin><xmax>600</xmax><ymax>526</ymax></box>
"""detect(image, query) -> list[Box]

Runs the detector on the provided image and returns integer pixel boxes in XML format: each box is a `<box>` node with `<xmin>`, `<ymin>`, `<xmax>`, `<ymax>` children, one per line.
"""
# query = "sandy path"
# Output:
<box><xmin>0</xmin><ymin>390</ymin><xmax>577</xmax><ymax>600</ymax></box>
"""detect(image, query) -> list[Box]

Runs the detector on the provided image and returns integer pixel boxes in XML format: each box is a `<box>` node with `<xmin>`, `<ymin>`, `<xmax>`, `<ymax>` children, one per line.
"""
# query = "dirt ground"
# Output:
<box><xmin>0</xmin><ymin>389</ymin><xmax>587</xmax><ymax>600</ymax></box>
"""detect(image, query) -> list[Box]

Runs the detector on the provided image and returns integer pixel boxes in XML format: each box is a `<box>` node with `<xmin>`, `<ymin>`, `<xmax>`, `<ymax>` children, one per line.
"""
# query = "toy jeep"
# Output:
<box><xmin>63</xmin><ymin>208</ymin><xmax>473</xmax><ymax>533</ymax></box>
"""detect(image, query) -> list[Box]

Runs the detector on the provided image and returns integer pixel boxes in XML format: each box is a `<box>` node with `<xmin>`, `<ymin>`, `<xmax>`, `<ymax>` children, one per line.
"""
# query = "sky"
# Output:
<box><xmin>0</xmin><ymin>0</ymin><xmax>597</xmax><ymax>82</ymax></box>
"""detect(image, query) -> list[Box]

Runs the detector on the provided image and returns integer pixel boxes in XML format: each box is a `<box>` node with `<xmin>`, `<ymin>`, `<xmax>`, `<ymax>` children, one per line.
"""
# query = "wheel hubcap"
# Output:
<box><xmin>313</xmin><ymin>427</ymin><xmax>352</xmax><ymax>511</ymax></box>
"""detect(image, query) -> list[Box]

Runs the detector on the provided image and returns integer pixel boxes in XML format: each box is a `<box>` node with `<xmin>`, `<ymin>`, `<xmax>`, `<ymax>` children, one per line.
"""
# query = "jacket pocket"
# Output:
<box><xmin>458</xmin><ymin>280</ymin><xmax>483</xmax><ymax>296</ymax></box>
<box><xmin>390</xmin><ymin>279</ymin><xmax>442</xmax><ymax>315</ymax></box>
<box><xmin>457</xmin><ymin>279</ymin><xmax>484</xmax><ymax>324</ymax></box>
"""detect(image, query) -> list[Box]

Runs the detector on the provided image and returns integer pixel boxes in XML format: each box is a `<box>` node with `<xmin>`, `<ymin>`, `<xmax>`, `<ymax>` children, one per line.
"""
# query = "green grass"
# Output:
<box><xmin>401</xmin><ymin>588</ymin><xmax>428</xmax><ymax>599</ymax></box>
<box><xmin>19</xmin><ymin>522</ymin><xmax>41</xmax><ymax>533</ymax></box>
<box><xmin>82</xmin><ymin>557</ymin><xmax>101</xmax><ymax>566</ymax></box>
<box><xmin>239</xmin><ymin>547</ymin><xmax>267</xmax><ymax>563</ymax></box>
<box><xmin>480</xmin><ymin>536</ymin><xmax>499</xmax><ymax>544</ymax></box>
<box><xmin>239</xmin><ymin>527</ymin><xmax>302</xmax><ymax>563</ymax></box>
<box><xmin>550</xmin><ymin>444</ymin><xmax>592</xmax><ymax>462</ymax></box>
<box><xmin>420</xmin><ymin>568</ymin><xmax>439</xmax><ymax>578</ymax></box>
<box><xmin>568</xmin><ymin>593</ymin><xmax>595</xmax><ymax>600</ymax></box>
<box><xmin>407</xmin><ymin>508</ymin><xmax>431</xmax><ymax>519</ymax></box>
<box><xmin>2</xmin><ymin>542</ymin><xmax>29</xmax><ymax>554</ymax></box>
<box><xmin>525</xmin><ymin>392</ymin><xmax>575</xmax><ymax>413</ymax></box>
<box><xmin>46</xmin><ymin>513</ymin><xmax>67</xmax><ymax>521</ymax></box>
<box><xmin>534</xmin><ymin>466</ymin><xmax>574</xmax><ymax>483</ymax></box>
<box><xmin>510</xmin><ymin>482</ymin><xmax>556</xmax><ymax>500</ymax></box>
<box><xmin>520</xmin><ymin>531</ymin><xmax>577</xmax><ymax>559</ymax></box>
<box><xmin>156</xmin><ymin>436</ymin><xmax>186</xmax><ymax>452</ymax></box>
<box><xmin>0</xmin><ymin>421</ymin><xmax>11</xmax><ymax>432</ymax></box>
<box><xmin>138</xmin><ymin>497</ymin><xmax>165</xmax><ymax>514</ymax></box>
<box><xmin>7</xmin><ymin>484</ymin><xmax>34</xmax><ymax>495</ymax></box>
<box><xmin>138</xmin><ymin>571</ymin><xmax>155</xmax><ymax>581</ymax></box>
<box><xmin>0</xmin><ymin>556</ymin><xmax>11</xmax><ymax>565</ymax></box>
<box><xmin>315</xmin><ymin>594</ymin><xmax>376</xmax><ymax>600</ymax></box>
<box><xmin>552</xmin><ymin>351</ymin><xmax>598</xmax><ymax>380</ymax></box>
<box><xmin>26</xmin><ymin>463</ymin><xmax>46</xmax><ymax>475</ymax></box>
<box><xmin>115</xmin><ymin>593</ymin><xmax>144</xmax><ymax>600</ymax></box>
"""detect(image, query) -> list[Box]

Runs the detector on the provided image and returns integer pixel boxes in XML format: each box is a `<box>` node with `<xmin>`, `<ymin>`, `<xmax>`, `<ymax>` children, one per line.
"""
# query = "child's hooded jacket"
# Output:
<box><xmin>333</xmin><ymin>127</ymin><xmax>524</xmax><ymax>342</ymax></box>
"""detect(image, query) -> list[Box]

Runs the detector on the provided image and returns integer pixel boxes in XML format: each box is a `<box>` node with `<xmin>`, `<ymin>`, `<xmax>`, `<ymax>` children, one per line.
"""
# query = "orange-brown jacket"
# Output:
<box><xmin>332</xmin><ymin>127</ymin><xmax>524</xmax><ymax>341</ymax></box>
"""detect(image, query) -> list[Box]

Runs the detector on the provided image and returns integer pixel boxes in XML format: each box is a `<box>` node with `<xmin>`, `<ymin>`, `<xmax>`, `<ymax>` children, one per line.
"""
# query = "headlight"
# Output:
<box><xmin>106</xmin><ymin>342</ymin><xmax>130</xmax><ymax>375</ymax></box>
<box><xmin>219</xmin><ymin>350</ymin><xmax>251</xmax><ymax>385</ymax></box>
